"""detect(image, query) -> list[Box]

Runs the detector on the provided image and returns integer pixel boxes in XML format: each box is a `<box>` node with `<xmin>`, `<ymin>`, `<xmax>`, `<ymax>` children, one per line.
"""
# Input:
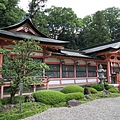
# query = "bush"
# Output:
<box><xmin>53</xmin><ymin>102</ymin><xmax>67</xmax><ymax>107</ymax></box>
<box><xmin>33</xmin><ymin>90</ymin><xmax>66</xmax><ymax>105</ymax></box>
<box><xmin>108</xmin><ymin>87</ymin><xmax>118</xmax><ymax>93</ymax></box>
<box><xmin>0</xmin><ymin>100</ymin><xmax>2</xmax><ymax>107</ymax></box>
<box><xmin>1</xmin><ymin>95</ymin><xmax>26</xmax><ymax>105</ymax></box>
<box><xmin>91</xmin><ymin>84</ymin><xmax>104</xmax><ymax>91</ymax></box>
<box><xmin>0</xmin><ymin>97</ymin><xmax>10</xmax><ymax>105</ymax></box>
<box><xmin>88</xmin><ymin>87</ymin><xmax>98</xmax><ymax>94</ymax></box>
<box><xmin>82</xmin><ymin>84</ymin><xmax>92</xmax><ymax>88</ymax></box>
<box><xmin>65</xmin><ymin>92</ymin><xmax>84</xmax><ymax>101</ymax></box>
<box><xmin>105</xmin><ymin>85</ymin><xmax>114</xmax><ymax>90</ymax></box>
<box><xmin>60</xmin><ymin>84</ymin><xmax>84</xmax><ymax>94</ymax></box>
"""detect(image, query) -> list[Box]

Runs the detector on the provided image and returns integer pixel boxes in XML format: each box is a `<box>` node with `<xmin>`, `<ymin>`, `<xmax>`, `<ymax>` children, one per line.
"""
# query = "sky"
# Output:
<box><xmin>19</xmin><ymin>0</ymin><xmax>120</xmax><ymax>18</ymax></box>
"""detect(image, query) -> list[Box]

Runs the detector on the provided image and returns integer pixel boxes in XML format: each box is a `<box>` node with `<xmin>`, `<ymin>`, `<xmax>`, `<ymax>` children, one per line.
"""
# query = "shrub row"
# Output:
<box><xmin>60</xmin><ymin>84</ymin><xmax>84</xmax><ymax>94</ymax></box>
<box><xmin>33</xmin><ymin>89</ymin><xmax>85</xmax><ymax>105</ymax></box>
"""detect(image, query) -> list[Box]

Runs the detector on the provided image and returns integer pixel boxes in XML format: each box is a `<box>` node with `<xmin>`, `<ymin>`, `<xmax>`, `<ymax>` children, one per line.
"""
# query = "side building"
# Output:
<box><xmin>0</xmin><ymin>15</ymin><xmax>120</xmax><ymax>98</ymax></box>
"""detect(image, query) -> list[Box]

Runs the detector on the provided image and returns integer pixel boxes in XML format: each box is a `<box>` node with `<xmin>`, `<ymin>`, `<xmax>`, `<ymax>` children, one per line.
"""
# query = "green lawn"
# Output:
<box><xmin>0</xmin><ymin>92</ymin><xmax>120</xmax><ymax>120</ymax></box>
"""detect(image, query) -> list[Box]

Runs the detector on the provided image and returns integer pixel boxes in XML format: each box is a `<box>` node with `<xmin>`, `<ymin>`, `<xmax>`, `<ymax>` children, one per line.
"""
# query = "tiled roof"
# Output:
<box><xmin>0</xmin><ymin>30</ymin><xmax>69</xmax><ymax>44</ymax></box>
<box><xmin>60</xmin><ymin>49</ymin><xmax>93</xmax><ymax>58</ymax></box>
<box><xmin>82</xmin><ymin>40</ymin><xmax>120</xmax><ymax>54</ymax></box>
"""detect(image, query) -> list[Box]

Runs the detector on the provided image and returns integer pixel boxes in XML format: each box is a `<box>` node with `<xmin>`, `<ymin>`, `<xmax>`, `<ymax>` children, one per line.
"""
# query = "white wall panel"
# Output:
<box><xmin>49</xmin><ymin>81</ymin><xmax>60</xmax><ymax>84</ymax></box>
<box><xmin>61</xmin><ymin>80</ymin><xmax>74</xmax><ymax>84</ymax></box>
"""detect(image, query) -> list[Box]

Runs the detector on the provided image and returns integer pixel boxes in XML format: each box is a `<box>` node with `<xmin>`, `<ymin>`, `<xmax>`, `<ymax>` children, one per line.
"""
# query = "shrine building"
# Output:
<box><xmin>0</xmin><ymin>15</ymin><xmax>120</xmax><ymax>98</ymax></box>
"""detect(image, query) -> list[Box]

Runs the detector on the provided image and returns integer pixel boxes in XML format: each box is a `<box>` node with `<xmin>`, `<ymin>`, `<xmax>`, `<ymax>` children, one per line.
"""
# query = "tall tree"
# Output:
<box><xmin>103</xmin><ymin>7</ymin><xmax>120</xmax><ymax>40</ymax></box>
<box><xmin>81</xmin><ymin>11</ymin><xmax>110</xmax><ymax>47</ymax></box>
<box><xmin>45</xmin><ymin>6</ymin><xmax>83</xmax><ymax>49</ymax></box>
<box><xmin>0</xmin><ymin>0</ymin><xmax>25</xmax><ymax>28</ymax></box>
<box><xmin>0</xmin><ymin>39</ymin><xmax>49</xmax><ymax>104</ymax></box>
<box><xmin>28</xmin><ymin>0</ymin><xmax>49</xmax><ymax>36</ymax></box>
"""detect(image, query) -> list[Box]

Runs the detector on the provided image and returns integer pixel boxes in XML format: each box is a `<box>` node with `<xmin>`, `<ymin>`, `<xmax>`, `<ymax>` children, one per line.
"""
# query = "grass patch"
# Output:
<box><xmin>0</xmin><ymin>102</ymin><xmax>51</xmax><ymax>120</ymax></box>
<box><xmin>0</xmin><ymin>91</ymin><xmax>120</xmax><ymax>120</ymax></box>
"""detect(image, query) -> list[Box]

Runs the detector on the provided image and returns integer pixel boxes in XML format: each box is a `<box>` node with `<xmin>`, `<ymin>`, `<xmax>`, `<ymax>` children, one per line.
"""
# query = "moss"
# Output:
<box><xmin>88</xmin><ymin>87</ymin><xmax>98</xmax><ymax>94</ymax></box>
<box><xmin>65</xmin><ymin>92</ymin><xmax>84</xmax><ymax>101</ymax></box>
<box><xmin>108</xmin><ymin>87</ymin><xmax>118</xmax><ymax>93</ymax></box>
<box><xmin>60</xmin><ymin>84</ymin><xmax>84</xmax><ymax>94</ymax></box>
<box><xmin>91</xmin><ymin>84</ymin><xmax>104</xmax><ymax>91</ymax></box>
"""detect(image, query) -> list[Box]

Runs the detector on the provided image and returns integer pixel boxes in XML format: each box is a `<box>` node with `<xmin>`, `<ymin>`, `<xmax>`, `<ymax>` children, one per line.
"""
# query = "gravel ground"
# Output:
<box><xmin>21</xmin><ymin>97</ymin><xmax>120</xmax><ymax>120</ymax></box>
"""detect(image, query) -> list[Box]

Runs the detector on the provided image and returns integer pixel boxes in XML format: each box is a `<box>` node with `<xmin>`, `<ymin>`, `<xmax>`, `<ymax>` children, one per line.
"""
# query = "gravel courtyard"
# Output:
<box><xmin>21</xmin><ymin>97</ymin><xmax>120</xmax><ymax>120</ymax></box>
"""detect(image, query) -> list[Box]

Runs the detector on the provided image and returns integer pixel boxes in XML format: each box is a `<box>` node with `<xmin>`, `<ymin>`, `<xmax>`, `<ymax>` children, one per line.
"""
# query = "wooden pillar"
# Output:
<box><xmin>1</xmin><ymin>86</ymin><xmax>4</xmax><ymax>98</ymax></box>
<box><xmin>86</xmin><ymin>64</ymin><xmax>88</xmax><ymax>84</ymax></box>
<box><xmin>74</xmin><ymin>62</ymin><xmax>76</xmax><ymax>84</ymax></box>
<box><xmin>0</xmin><ymin>54</ymin><xmax>3</xmax><ymax>78</ymax></box>
<box><xmin>107</xmin><ymin>61</ymin><xmax>111</xmax><ymax>83</ymax></box>
<box><xmin>33</xmin><ymin>85</ymin><xmax>36</xmax><ymax>92</ymax></box>
<box><xmin>46</xmin><ymin>82</ymin><xmax>49</xmax><ymax>90</ymax></box>
<box><xmin>60</xmin><ymin>61</ymin><xmax>63</xmax><ymax>85</ymax></box>
<box><xmin>96</xmin><ymin>62</ymin><xmax>99</xmax><ymax>83</ymax></box>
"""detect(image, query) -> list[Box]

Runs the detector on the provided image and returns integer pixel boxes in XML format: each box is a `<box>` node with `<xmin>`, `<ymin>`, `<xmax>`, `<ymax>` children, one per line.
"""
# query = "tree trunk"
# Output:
<box><xmin>10</xmin><ymin>93</ymin><xmax>15</xmax><ymax>104</ymax></box>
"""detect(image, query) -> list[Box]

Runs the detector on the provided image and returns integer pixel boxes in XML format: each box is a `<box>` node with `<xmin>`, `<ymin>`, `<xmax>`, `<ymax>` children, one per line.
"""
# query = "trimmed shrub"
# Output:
<box><xmin>33</xmin><ymin>90</ymin><xmax>66</xmax><ymax>105</ymax></box>
<box><xmin>108</xmin><ymin>87</ymin><xmax>118</xmax><ymax>93</ymax></box>
<box><xmin>88</xmin><ymin>87</ymin><xmax>98</xmax><ymax>94</ymax></box>
<box><xmin>65</xmin><ymin>92</ymin><xmax>84</xmax><ymax>101</ymax></box>
<box><xmin>91</xmin><ymin>84</ymin><xmax>104</xmax><ymax>91</ymax></box>
<box><xmin>53</xmin><ymin>102</ymin><xmax>67</xmax><ymax>107</ymax></box>
<box><xmin>82</xmin><ymin>84</ymin><xmax>92</xmax><ymax>88</ymax></box>
<box><xmin>60</xmin><ymin>84</ymin><xmax>84</xmax><ymax>94</ymax></box>
<box><xmin>105</xmin><ymin>85</ymin><xmax>114</xmax><ymax>90</ymax></box>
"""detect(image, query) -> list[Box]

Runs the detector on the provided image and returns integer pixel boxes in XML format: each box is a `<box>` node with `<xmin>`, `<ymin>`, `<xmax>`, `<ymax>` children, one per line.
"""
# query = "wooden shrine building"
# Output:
<box><xmin>0</xmin><ymin>15</ymin><xmax>120</xmax><ymax>98</ymax></box>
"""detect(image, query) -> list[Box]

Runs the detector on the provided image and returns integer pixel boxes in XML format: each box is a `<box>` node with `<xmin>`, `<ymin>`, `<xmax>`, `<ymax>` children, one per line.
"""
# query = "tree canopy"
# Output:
<box><xmin>1</xmin><ymin>0</ymin><xmax>120</xmax><ymax>49</ymax></box>
<box><xmin>0</xmin><ymin>0</ymin><xmax>25</xmax><ymax>28</ymax></box>
<box><xmin>0</xmin><ymin>39</ymin><xmax>49</xmax><ymax>104</ymax></box>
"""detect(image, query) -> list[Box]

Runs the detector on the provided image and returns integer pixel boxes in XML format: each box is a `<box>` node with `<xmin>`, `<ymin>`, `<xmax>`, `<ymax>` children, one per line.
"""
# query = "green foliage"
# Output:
<box><xmin>90</xmin><ymin>84</ymin><xmax>104</xmax><ymax>91</ymax></box>
<box><xmin>82</xmin><ymin>84</ymin><xmax>92</xmax><ymax>88</ymax></box>
<box><xmin>81</xmin><ymin>11</ymin><xmax>110</xmax><ymax>47</ymax></box>
<box><xmin>45</xmin><ymin>6</ymin><xmax>83</xmax><ymax>49</ymax></box>
<box><xmin>60</xmin><ymin>84</ymin><xmax>84</xmax><ymax>94</ymax></box>
<box><xmin>108</xmin><ymin>87</ymin><xmax>118</xmax><ymax>93</ymax></box>
<box><xmin>65</xmin><ymin>92</ymin><xmax>84</xmax><ymax>101</ymax></box>
<box><xmin>0</xmin><ymin>0</ymin><xmax>25</xmax><ymax>28</ymax></box>
<box><xmin>0</xmin><ymin>100</ymin><xmax>2</xmax><ymax>107</ymax></box>
<box><xmin>0</xmin><ymin>39</ymin><xmax>49</xmax><ymax>104</ymax></box>
<box><xmin>53</xmin><ymin>102</ymin><xmax>67</xmax><ymax>107</ymax></box>
<box><xmin>33</xmin><ymin>90</ymin><xmax>66</xmax><ymax>105</ymax></box>
<box><xmin>28</xmin><ymin>0</ymin><xmax>49</xmax><ymax>36</ymax></box>
<box><xmin>103</xmin><ymin>7</ymin><xmax>120</xmax><ymax>40</ymax></box>
<box><xmin>0</xmin><ymin>102</ymin><xmax>50</xmax><ymax>120</ymax></box>
<box><xmin>105</xmin><ymin>85</ymin><xmax>114</xmax><ymax>90</ymax></box>
<box><xmin>88</xmin><ymin>87</ymin><xmax>98</xmax><ymax>94</ymax></box>
<box><xmin>1</xmin><ymin>95</ymin><xmax>26</xmax><ymax>105</ymax></box>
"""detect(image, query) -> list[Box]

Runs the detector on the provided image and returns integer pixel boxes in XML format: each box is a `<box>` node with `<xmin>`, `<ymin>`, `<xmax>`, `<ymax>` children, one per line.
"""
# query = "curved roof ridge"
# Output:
<box><xmin>0</xmin><ymin>14</ymin><xmax>48</xmax><ymax>38</ymax></box>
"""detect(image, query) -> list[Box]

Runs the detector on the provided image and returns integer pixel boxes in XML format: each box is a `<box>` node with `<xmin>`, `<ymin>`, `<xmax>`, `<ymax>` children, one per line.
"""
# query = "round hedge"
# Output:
<box><xmin>108</xmin><ymin>87</ymin><xmax>118</xmax><ymax>93</ymax></box>
<box><xmin>33</xmin><ymin>90</ymin><xmax>66</xmax><ymax>105</ymax></box>
<box><xmin>65</xmin><ymin>92</ymin><xmax>84</xmax><ymax>101</ymax></box>
<box><xmin>91</xmin><ymin>84</ymin><xmax>104</xmax><ymax>91</ymax></box>
<box><xmin>88</xmin><ymin>87</ymin><xmax>98</xmax><ymax>94</ymax></box>
<box><xmin>60</xmin><ymin>84</ymin><xmax>84</xmax><ymax>94</ymax></box>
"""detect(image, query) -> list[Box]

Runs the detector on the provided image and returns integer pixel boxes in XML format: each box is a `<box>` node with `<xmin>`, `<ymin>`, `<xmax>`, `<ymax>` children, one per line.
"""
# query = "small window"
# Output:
<box><xmin>76</xmin><ymin>66</ymin><xmax>86</xmax><ymax>77</ymax></box>
<box><xmin>88</xmin><ymin>66</ymin><xmax>97</xmax><ymax>77</ymax></box>
<box><xmin>46</xmin><ymin>64</ymin><xmax>60</xmax><ymax>78</ymax></box>
<box><xmin>62</xmin><ymin>65</ymin><xmax>74</xmax><ymax>78</ymax></box>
